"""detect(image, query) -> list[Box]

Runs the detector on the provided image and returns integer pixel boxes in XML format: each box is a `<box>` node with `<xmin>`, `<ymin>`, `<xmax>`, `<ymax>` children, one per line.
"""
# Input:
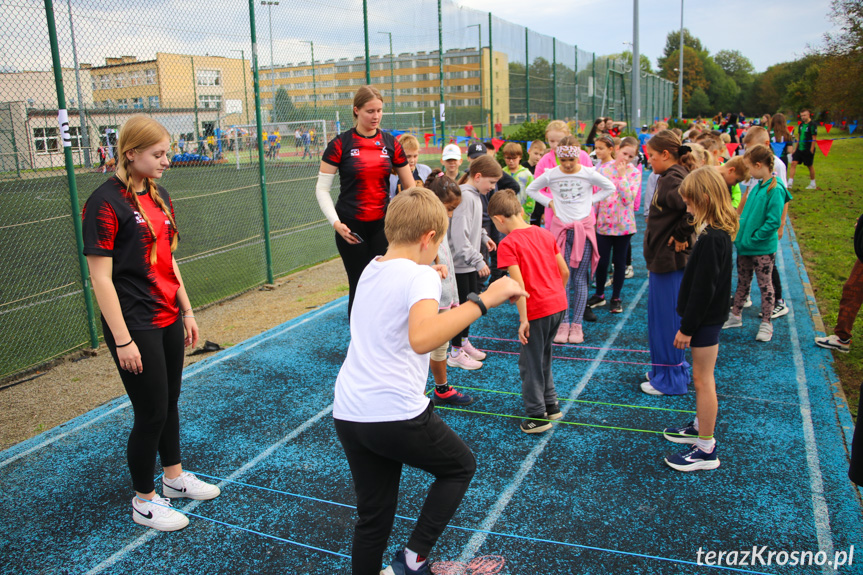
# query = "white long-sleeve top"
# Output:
<box><xmin>526</xmin><ymin>165</ymin><xmax>615</xmax><ymax>224</ymax></box>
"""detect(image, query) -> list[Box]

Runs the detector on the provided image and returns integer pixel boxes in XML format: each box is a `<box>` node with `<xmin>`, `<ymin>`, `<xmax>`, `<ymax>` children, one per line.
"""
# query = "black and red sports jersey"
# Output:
<box><xmin>322</xmin><ymin>128</ymin><xmax>407</xmax><ymax>222</ymax></box>
<box><xmin>82</xmin><ymin>176</ymin><xmax>180</xmax><ymax>330</ymax></box>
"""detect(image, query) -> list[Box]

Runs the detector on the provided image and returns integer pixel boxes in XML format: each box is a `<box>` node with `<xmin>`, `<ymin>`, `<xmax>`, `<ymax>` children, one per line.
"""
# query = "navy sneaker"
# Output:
<box><xmin>433</xmin><ymin>387</ymin><xmax>474</xmax><ymax>406</ymax></box>
<box><xmin>583</xmin><ymin>305</ymin><xmax>598</xmax><ymax>323</ymax></box>
<box><xmin>382</xmin><ymin>550</ymin><xmax>430</xmax><ymax>575</ymax></box>
<box><xmin>520</xmin><ymin>416</ymin><xmax>552</xmax><ymax>434</ymax></box>
<box><xmin>662</xmin><ymin>422</ymin><xmax>699</xmax><ymax>444</ymax></box>
<box><xmin>665</xmin><ymin>444</ymin><xmax>720</xmax><ymax>471</ymax></box>
<box><xmin>608</xmin><ymin>299</ymin><xmax>623</xmax><ymax>313</ymax></box>
<box><xmin>545</xmin><ymin>403</ymin><xmax>563</xmax><ymax>420</ymax></box>
<box><xmin>587</xmin><ymin>294</ymin><xmax>606</xmax><ymax>308</ymax></box>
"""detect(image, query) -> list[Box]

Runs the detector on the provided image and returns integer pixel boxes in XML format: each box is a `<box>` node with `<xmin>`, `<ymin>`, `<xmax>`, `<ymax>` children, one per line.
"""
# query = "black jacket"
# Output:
<box><xmin>677</xmin><ymin>226</ymin><xmax>733</xmax><ymax>335</ymax></box>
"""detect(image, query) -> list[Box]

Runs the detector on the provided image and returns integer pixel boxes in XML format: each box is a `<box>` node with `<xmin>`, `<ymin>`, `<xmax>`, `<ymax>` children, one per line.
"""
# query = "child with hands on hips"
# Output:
<box><xmin>526</xmin><ymin>139</ymin><xmax>615</xmax><ymax>344</ymax></box>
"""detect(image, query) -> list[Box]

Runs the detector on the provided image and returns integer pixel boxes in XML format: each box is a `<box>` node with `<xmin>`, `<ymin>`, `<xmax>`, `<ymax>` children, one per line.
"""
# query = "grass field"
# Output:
<box><xmin>787</xmin><ymin>133</ymin><xmax>863</xmax><ymax>419</ymax></box>
<box><xmin>0</xmin><ymin>159</ymin><xmax>339</xmax><ymax>380</ymax></box>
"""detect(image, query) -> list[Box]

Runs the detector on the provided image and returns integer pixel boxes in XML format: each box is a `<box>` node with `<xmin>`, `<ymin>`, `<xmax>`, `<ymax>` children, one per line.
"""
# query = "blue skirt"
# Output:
<box><xmin>647</xmin><ymin>269</ymin><xmax>691</xmax><ymax>395</ymax></box>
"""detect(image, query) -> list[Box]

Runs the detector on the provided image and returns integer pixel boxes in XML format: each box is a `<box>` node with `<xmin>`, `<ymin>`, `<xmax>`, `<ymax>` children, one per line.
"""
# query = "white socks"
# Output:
<box><xmin>404</xmin><ymin>548</ymin><xmax>427</xmax><ymax>570</ymax></box>
<box><xmin>696</xmin><ymin>436</ymin><xmax>716</xmax><ymax>452</ymax></box>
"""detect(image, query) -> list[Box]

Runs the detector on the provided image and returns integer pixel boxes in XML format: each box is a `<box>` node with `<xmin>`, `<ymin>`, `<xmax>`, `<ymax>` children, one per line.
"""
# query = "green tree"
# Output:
<box><xmin>657</xmin><ymin>28</ymin><xmax>704</xmax><ymax>72</ymax></box>
<box><xmin>714</xmin><ymin>50</ymin><xmax>755</xmax><ymax>85</ymax></box>
<box><xmin>662</xmin><ymin>47</ymin><xmax>708</xmax><ymax>110</ymax></box>
<box><xmin>273</xmin><ymin>88</ymin><xmax>296</xmax><ymax>122</ymax></box>
<box><xmin>815</xmin><ymin>0</ymin><xmax>863</xmax><ymax>118</ymax></box>
<box><xmin>686</xmin><ymin>87</ymin><xmax>711</xmax><ymax>117</ymax></box>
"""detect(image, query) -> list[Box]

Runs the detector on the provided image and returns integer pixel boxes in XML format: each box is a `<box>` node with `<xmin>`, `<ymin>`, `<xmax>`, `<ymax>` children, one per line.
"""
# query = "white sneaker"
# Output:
<box><xmin>755</xmin><ymin>322</ymin><xmax>774</xmax><ymax>342</ymax></box>
<box><xmin>162</xmin><ymin>471</ymin><xmax>221</xmax><ymax>500</ymax></box>
<box><xmin>788</xmin><ymin>178</ymin><xmax>794</xmax><ymax>187</ymax></box>
<box><xmin>640</xmin><ymin>381</ymin><xmax>664</xmax><ymax>396</ymax></box>
<box><xmin>446</xmin><ymin>349</ymin><xmax>483</xmax><ymax>370</ymax></box>
<box><xmin>743</xmin><ymin>296</ymin><xmax>752</xmax><ymax>308</ymax></box>
<box><xmin>460</xmin><ymin>339</ymin><xmax>487</xmax><ymax>361</ymax></box>
<box><xmin>132</xmin><ymin>495</ymin><xmax>189</xmax><ymax>531</ymax></box>
<box><xmin>806</xmin><ymin>180</ymin><xmax>817</xmax><ymax>189</ymax></box>
<box><xmin>722</xmin><ymin>314</ymin><xmax>743</xmax><ymax>329</ymax></box>
<box><xmin>815</xmin><ymin>334</ymin><xmax>851</xmax><ymax>353</ymax></box>
<box><xmin>625</xmin><ymin>265</ymin><xmax>634</xmax><ymax>279</ymax></box>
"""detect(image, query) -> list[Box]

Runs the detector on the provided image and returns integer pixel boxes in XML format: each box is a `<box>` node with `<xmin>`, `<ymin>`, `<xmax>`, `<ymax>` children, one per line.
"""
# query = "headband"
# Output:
<box><xmin>556</xmin><ymin>145</ymin><xmax>580</xmax><ymax>159</ymax></box>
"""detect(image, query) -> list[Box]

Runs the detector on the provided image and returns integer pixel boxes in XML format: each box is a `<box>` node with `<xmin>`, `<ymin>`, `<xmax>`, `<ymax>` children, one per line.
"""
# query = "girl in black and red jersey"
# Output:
<box><xmin>315</xmin><ymin>85</ymin><xmax>416</xmax><ymax>317</ymax></box>
<box><xmin>82</xmin><ymin>115</ymin><xmax>220</xmax><ymax>532</ymax></box>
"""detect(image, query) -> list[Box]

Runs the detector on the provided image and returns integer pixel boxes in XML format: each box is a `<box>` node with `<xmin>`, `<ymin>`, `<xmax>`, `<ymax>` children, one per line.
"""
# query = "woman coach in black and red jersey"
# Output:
<box><xmin>83</xmin><ymin>115</ymin><xmax>220</xmax><ymax>532</ymax></box>
<box><xmin>315</xmin><ymin>85</ymin><xmax>416</xmax><ymax>317</ymax></box>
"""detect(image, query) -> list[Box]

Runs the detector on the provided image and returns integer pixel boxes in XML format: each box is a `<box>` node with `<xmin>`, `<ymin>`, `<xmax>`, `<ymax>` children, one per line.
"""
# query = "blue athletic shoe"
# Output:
<box><xmin>662</xmin><ymin>422</ymin><xmax>699</xmax><ymax>444</ymax></box>
<box><xmin>433</xmin><ymin>387</ymin><xmax>474</xmax><ymax>406</ymax></box>
<box><xmin>381</xmin><ymin>550</ymin><xmax>430</xmax><ymax>575</ymax></box>
<box><xmin>665</xmin><ymin>444</ymin><xmax>720</xmax><ymax>472</ymax></box>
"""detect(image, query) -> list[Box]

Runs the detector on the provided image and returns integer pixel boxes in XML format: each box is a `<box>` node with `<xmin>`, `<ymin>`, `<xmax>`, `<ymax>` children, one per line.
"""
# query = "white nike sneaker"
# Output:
<box><xmin>162</xmin><ymin>471</ymin><xmax>221</xmax><ymax>500</ymax></box>
<box><xmin>132</xmin><ymin>495</ymin><xmax>189</xmax><ymax>531</ymax></box>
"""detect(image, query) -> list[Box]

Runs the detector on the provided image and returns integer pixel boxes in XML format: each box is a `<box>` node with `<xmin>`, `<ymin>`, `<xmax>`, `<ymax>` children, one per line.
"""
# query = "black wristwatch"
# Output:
<box><xmin>467</xmin><ymin>292</ymin><xmax>487</xmax><ymax>316</ymax></box>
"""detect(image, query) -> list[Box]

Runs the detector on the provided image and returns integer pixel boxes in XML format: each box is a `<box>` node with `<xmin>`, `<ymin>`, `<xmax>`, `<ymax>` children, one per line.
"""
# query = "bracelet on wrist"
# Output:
<box><xmin>183</xmin><ymin>315</ymin><xmax>195</xmax><ymax>319</ymax></box>
<box><xmin>116</xmin><ymin>338</ymin><xmax>134</xmax><ymax>348</ymax></box>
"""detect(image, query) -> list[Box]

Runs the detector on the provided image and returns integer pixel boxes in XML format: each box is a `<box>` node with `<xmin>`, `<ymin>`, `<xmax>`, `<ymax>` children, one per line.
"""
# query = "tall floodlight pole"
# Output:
<box><xmin>66</xmin><ymin>0</ymin><xmax>90</xmax><ymax>167</ymax></box>
<box><xmin>378</xmin><ymin>32</ymin><xmax>395</xmax><ymax>127</ymax></box>
<box><xmin>262</xmin><ymin>1</ymin><xmax>278</xmax><ymax>121</ymax></box>
<box><xmin>678</xmin><ymin>0</ymin><xmax>684</xmax><ymax>119</ymax></box>
<box><xmin>488</xmin><ymin>12</ymin><xmax>494</xmax><ymax>135</ymax></box>
<box><xmin>631</xmin><ymin>0</ymin><xmax>641</xmax><ymax>131</ymax></box>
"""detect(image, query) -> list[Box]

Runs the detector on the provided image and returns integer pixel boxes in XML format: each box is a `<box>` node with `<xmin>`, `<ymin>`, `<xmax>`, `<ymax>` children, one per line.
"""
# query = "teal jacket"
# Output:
<box><xmin>735</xmin><ymin>178</ymin><xmax>787</xmax><ymax>256</ymax></box>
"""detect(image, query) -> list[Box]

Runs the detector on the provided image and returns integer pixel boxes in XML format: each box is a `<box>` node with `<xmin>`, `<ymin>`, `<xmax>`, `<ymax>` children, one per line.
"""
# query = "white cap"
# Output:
<box><xmin>441</xmin><ymin>144</ymin><xmax>462</xmax><ymax>161</ymax></box>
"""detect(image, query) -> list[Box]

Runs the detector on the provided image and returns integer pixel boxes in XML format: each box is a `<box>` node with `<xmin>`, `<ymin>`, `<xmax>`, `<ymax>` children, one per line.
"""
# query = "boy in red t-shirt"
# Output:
<box><xmin>490</xmin><ymin>189</ymin><xmax>570</xmax><ymax>434</ymax></box>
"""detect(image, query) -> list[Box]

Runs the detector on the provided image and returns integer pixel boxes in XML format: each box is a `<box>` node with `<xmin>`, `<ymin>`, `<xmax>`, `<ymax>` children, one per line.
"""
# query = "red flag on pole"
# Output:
<box><xmin>787</xmin><ymin>125</ymin><xmax>795</xmax><ymax>134</ymax></box>
<box><xmin>491</xmin><ymin>138</ymin><xmax>504</xmax><ymax>150</ymax></box>
<box><xmin>424</xmin><ymin>133</ymin><xmax>433</xmax><ymax>147</ymax></box>
<box><xmin>816</xmin><ymin>139</ymin><xmax>833</xmax><ymax>157</ymax></box>
<box><xmin>663</xmin><ymin>117</ymin><xmax>668</xmax><ymax>122</ymax></box>
<box><xmin>726</xmin><ymin>143</ymin><xmax>740</xmax><ymax>156</ymax></box>
<box><xmin>819</xmin><ymin>122</ymin><xmax>824</xmax><ymax>126</ymax></box>
<box><xmin>578</xmin><ymin>122</ymin><xmax>586</xmax><ymax>133</ymax></box>
<box><xmin>825</xmin><ymin>124</ymin><xmax>833</xmax><ymax>134</ymax></box>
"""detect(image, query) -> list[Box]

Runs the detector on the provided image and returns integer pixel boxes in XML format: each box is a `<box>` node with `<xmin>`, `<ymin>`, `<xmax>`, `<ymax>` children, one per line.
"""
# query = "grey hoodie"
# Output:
<box><xmin>449</xmin><ymin>183</ymin><xmax>490</xmax><ymax>273</ymax></box>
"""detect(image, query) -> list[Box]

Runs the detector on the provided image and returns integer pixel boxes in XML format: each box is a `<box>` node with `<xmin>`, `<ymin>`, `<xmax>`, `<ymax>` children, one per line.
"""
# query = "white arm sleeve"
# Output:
<box><xmin>315</xmin><ymin>172</ymin><xmax>339</xmax><ymax>226</ymax></box>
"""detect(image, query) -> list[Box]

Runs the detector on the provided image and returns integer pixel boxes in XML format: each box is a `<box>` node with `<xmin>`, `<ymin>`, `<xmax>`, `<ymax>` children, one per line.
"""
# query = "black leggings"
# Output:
<box><xmin>452</xmin><ymin>271</ymin><xmax>479</xmax><ymax>347</ymax></box>
<box><xmin>595</xmin><ymin>234</ymin><xmax>633</xmax><ymax>300</ymax></box>
<box><xmin>335</xmin><ymin>217</ymin><xmax>388</xmax><ymax>319</ymax></box>
<box><xmin>334</xmin><ymin>403</ymin><xmax>476</xmax><ymax>575</ymax></box>
<box><xmin>103</xmin><ymin>317</ymin><xmax>185</xmax><ymax>494</ymax></box>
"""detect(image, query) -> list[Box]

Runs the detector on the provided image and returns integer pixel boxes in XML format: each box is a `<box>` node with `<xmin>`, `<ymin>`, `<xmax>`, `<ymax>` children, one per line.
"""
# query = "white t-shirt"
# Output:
<box><xmin>333</xmin><ymin>257</ymin><xmax>441</xmax><ymax>422</ymax></box>
<box><xmin>526</xmin><ymin>165</ymin><xmax>615</xmax><ymax>224</ymax></box>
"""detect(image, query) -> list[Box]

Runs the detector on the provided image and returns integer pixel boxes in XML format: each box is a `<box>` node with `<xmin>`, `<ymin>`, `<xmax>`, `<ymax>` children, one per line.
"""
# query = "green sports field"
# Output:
<box><xmin>0</xmin><ymin>159</ymin><xmax>338</xmax><ymax>380</ymax></box>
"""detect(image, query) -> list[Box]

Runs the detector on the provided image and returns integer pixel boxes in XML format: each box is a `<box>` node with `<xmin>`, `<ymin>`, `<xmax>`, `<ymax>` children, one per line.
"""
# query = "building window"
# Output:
<box><xmin>199</xmin><ymin>94</ymin><xmax>222</xmax><ymax>109</ymax></box>
<box><xmin>196</xmin><ymin>69</ymin><xmax>221</xmax><ymax>86</ymax></box>
<box><xmin>117</xmin><ymin>98</ymin><xmax>128</xmax><ymax>109</ymax></box>
<box><xmin>148</xmin><ymin>96</ymin><xmax>160</xmax><ymax>108</ymax></box>
<box><xmin>129</xmin><ymin>71</ymin><xmax>142</xmax><ymax>86</ymax></box>
<box><xmin>69</xmin><ymin>126</ymin><xmax>82</xmax><ymax>149</ymax></box>
<box><xmin>145</xmin><ymin>69</ymin><xmax>157</xmax><ymax>84</ymax></box>
<box><xmin>91</xmin><ymin>77</ymin><xmax>97</xmax><ymax>91</ymax></box>
<box><xmin>33</xmin><ymin>127</ymin><xmax>59</xmax><ymax>154</ymax></box>
<box><xmin>113</xmin><ymin>73</ymin><xmax>125</xmax><ymax>88</ymax></box>
<box><xmin>99</xmin><ymin>75</ymin><xmax>111</xmax><ymax>89</ymax></box>
<box><xmin>132</xmin><ymin>97</ymin><xmax>143</xmax><ymax>109</ymax></box>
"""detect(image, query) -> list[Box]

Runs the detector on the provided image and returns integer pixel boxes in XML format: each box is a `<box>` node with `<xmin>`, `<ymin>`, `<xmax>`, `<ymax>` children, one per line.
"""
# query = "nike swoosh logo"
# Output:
<box><xmin>165</xmin><ymin>483</ymin><xmax>186</xmax><ymax>492</ymax></box>
<box><xmin>134</xmin><ymin>506</ymin><xmax>153</xmax><ymax>520</ymax></box>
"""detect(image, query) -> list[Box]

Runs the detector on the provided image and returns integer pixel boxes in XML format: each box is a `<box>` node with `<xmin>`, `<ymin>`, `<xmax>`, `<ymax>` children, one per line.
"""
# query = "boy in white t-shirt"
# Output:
<box><xmin>333</xmin><ymin>187</ymin><xmax>525</xmax><ymax>575</ymax></box>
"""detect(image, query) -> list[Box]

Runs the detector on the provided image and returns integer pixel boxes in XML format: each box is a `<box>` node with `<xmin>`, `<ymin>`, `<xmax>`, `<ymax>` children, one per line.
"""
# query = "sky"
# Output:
<box><xmin>457</xmin><ymin>0</ymin><xmax>838</xmax><ymax>72</ymax></box>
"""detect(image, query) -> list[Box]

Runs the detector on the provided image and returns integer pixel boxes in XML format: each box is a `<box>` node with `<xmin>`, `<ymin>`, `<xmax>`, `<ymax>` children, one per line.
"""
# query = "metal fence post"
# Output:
<box><xmin>248</xmin><ymin>0</ymin><xmax>274</xmax><ymax>284</ymax></box>
<box><xmin>488</xmin><ymin>12</ymin><xmax>493</xmax><ymax>133</ymax></box>
<box><xmin>591</xmin><ymin>52</ymin><xmax>596</xmax><ymax>121</ymax></box>
<box><xmin>524</xmin><ymin>28</ymin><xmax>529</xmax><ymax>122</ymax></box>
<box><xmin>43</xmin><ymin>0</ymin><xmax>99</xmax><ymax>349</ymax></box>
<box><xmin>363</xmin><ymin>0</ymin><xmax>371</xmax><ymax>84</ymax></box>
<box><xmin>552</xmin><ymin>37</ymin><xmax>557</xmax><ymax>119</ymax></box>
<box><xmin>438</xmin><ymin>0</ymin><xmax>445</xmax><ymax>144</ymax></box>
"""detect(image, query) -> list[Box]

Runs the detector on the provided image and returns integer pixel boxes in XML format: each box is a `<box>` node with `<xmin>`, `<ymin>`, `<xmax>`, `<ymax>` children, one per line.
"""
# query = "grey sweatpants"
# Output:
<box><xmin>519</xmin><ymin>311</ymin><xmax>564</xmax><ymax>417</ymax></box>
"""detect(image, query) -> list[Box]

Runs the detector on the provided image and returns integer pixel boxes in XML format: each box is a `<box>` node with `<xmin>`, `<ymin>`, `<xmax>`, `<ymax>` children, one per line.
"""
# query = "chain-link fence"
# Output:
<box><xmin>0</xmin><ymin>0</ymin><xmax>673</xmax><ymax>381</ymax></box>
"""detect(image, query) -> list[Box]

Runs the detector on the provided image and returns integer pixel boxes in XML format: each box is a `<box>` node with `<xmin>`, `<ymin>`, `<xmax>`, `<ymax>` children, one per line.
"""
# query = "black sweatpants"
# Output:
<box><xmin>595</xmin><ymin>233</ymin><xmax>633</xmax><ymax>301</ymax></box>
<box><xmin>334</xmin><ymin>402</ymin><xmax>476</xmax><ymax>575</ymax></box>
<box><xmin>103</xmin><ymin>317</ymin><xmax>185</xmax><ymax>494</ymax></box>
<box><xmin>452</xmin><ymin>271</ymin><xmax>479</xmax><ymax>347</ymax></box>
<box><xmin>335</xmin><ymin>217</ymin><xmax>388</xmax><ymax>319</ymax></box>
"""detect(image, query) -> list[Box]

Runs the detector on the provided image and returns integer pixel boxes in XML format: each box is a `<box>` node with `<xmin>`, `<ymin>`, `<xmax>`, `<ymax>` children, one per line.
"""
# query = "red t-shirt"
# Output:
<box><xmin>82</xmin><ymin>176</ymin><xmax>180</xmax><ymax>329</ymax></box>
<box><xmin>496</xmin><ymin>226</ymin><xmax>567</xmax><ymax>321</ymax></box>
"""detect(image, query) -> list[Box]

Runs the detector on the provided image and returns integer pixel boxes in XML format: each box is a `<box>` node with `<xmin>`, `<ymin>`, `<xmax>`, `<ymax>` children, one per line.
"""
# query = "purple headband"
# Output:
<box><xmin>556</xmin><ymin>145</ymin><xmax>579</xmax><ymax>159</ymax></box>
